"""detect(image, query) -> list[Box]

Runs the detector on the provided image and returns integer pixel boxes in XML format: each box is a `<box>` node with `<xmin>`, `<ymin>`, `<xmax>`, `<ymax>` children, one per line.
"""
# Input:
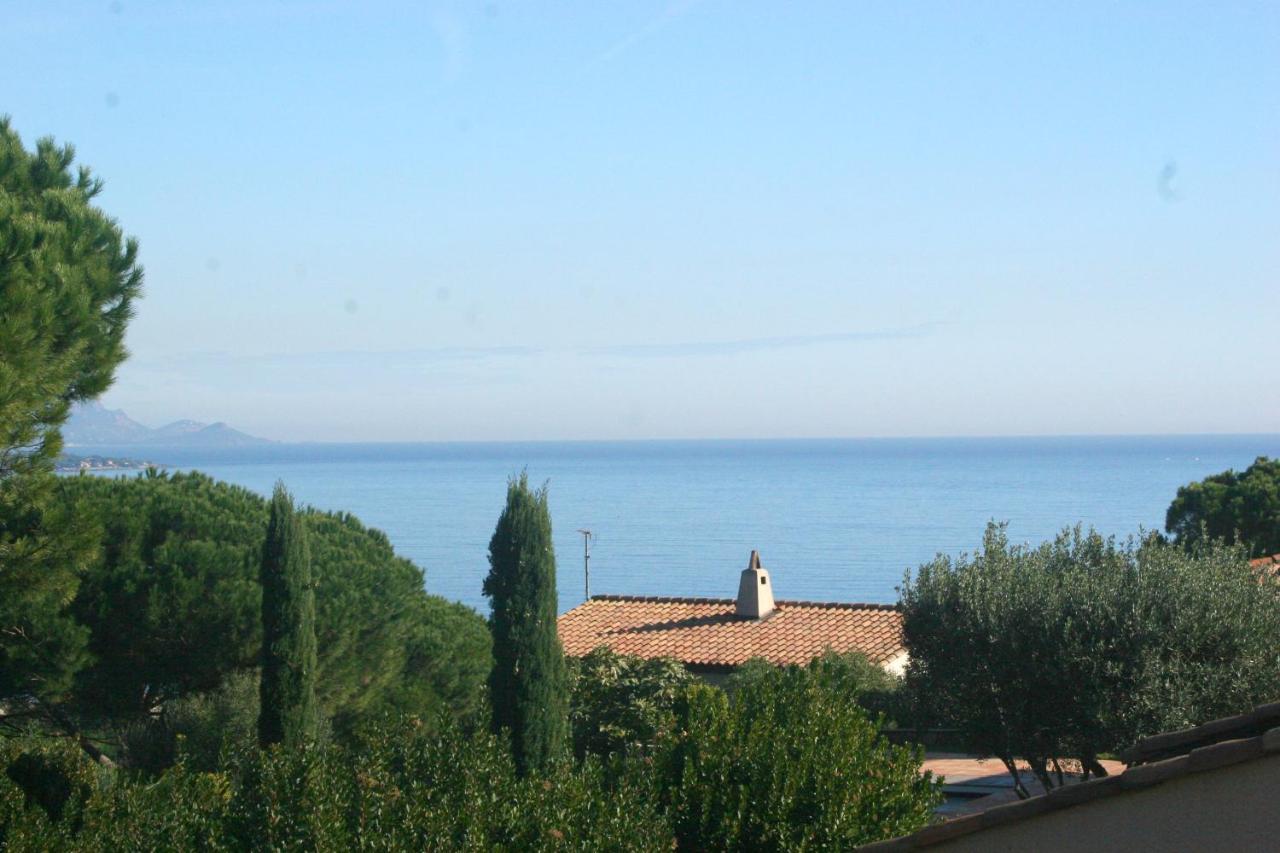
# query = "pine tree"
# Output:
<box><xmin>1</xmin><ymin>118</ymin><xmax>141</xmax><ymax>763</ymax></box>
<box><xmin>258</xmin><ymin>484</ymin><xmax>318</xmax><ymax>748</ymax></box>
<box><xmin>483</xmin><ymin>473</ymin><xmax>569</xmax><ymax>775</ymax></box>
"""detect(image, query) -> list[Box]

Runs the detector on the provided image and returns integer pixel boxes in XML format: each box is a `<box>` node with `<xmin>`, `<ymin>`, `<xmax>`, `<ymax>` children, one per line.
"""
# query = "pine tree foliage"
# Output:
<box><xmin>0</xmin><ymin>118</ymin><xmax>141</xmax><ymax>721</ymax></box>
<box><xmin>55</xmin><ymin>470</ymin><xmax>490</xmax><ymax>746</ymax></box>
<box><xmin>483</xmin><ymin>474</ymin><xmax>569</xmax><ymax>775</ymax></box>
<box><xmin>1166</xmin><ymin>456</ymin><xmax>1280</xmax><ymax>556</ymax></box>
<box><xmin>257</xmin><ymin>484</ymin><xmax>318</xmax><ymax>748</ymax></box>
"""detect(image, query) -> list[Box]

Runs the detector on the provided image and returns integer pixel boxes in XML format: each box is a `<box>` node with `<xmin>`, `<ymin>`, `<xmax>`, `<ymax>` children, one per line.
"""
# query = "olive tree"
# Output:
<box><xmin>900</xmin><ymin>523</ymin><xmax>1280</xmax><ymax>796</ymax></box>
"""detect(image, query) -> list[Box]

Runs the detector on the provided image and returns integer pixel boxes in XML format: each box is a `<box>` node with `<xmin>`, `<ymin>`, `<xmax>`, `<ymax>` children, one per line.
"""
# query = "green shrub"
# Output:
<box><xmin>727</xmin><ymin>649</ymin><xmax>903</xmax><ymax>721</ymax></box>
<box><xmin>569</xmin><ymin>647</ymin><xmax>693</xmax><ymax>759</ymax></box>
<box><xmin>2</xmin><ymin>718</ymin><xmax>674</xmax><ymax>851</ymax></box>
<box><xmin>660</xmin><ymin>672</ymin><xmax>940</xmax><ymax>850</ymax></box>
<box><xmin>120</xmin><ymin>669</ymin><xmax>259</xmax><ymax>773</ymax></box>
<box><xmin>1</xmin><ymin>739</ymin><xmax>98</xmax><ymax>831</ymax></box>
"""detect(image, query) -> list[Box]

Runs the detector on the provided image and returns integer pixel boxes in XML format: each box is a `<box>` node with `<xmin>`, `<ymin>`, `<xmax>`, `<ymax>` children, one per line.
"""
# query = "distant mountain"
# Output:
<box><xmin>63</xmin><ymin>402</ymin><xmax>272</xmax><ymax>447</ymax></box>
<box><xmin>61</xmin><ymin>402</ymin><xmax>152</xmax><ymax>444</ymax></box>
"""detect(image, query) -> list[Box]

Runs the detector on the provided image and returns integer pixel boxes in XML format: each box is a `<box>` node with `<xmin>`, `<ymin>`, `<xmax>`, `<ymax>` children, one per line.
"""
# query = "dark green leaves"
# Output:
<box><xmin>660</xmin><ymin>668</ymin><xmax>940</xmax><ymax>850</ymax></box>
<box><xmin>484</xmin><ymin>473</ymin><xmax>570</xmax><ymax>776</ymax></box>
<box><xmin>257</xmin><ymin>484</ymin><xmax>317</xmax><ymax>748</ymax></box>
<box><xmin>568</xmin><ymin>647</ymin><xmax>693</xmax><ymax>760</ymax></box>
<box><xmin>54</xmin><ymin>471</ymin><xmax>490</xmax><ymax>757</ymax></box>
<box><xmin>1166</xmin><ymin>456</ymin><xmax>1280</xmax><ymax>556</ymax></box>
<box><xmin>0</xmin><ymin>117</ymin><xmax>141</xmax><ymax>714</ymax></box>
<box><xmin>900</xmin><ymin>523</ymin><xmax>1280</xmax><ymax>791</ymax></box>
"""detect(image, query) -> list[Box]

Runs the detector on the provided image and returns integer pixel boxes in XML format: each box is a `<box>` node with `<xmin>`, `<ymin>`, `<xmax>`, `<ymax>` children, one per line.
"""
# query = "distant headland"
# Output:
<box><xmin>63</xmin><ymin>401</ymin><xmax>273</xmax><ymax>449</ymax></box>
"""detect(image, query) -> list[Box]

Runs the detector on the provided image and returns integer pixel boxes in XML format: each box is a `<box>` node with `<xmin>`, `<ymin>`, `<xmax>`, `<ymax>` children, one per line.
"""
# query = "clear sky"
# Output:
<box><xmin>4</xmin><ymin>2</ymin><xmax>1278</xmax><ymax>441</ymax></box>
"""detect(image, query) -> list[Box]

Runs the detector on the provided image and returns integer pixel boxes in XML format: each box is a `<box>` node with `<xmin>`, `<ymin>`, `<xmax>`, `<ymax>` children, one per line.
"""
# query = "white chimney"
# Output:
<box><xmin>736</xmin><ymin>550</ymin><xmax>776</xmax><ymax>619</ymax></box>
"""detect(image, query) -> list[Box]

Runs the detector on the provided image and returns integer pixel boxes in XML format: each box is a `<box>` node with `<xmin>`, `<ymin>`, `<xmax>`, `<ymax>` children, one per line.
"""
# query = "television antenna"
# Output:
<box><xmin>576</xmin><ymin>529</ymin><xmax>593</xmax><ymax>600</ymax></box>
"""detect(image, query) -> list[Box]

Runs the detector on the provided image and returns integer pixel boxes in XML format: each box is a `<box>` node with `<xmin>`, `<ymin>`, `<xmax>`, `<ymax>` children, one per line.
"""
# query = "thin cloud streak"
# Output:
<box><xmin>133</xmin><ymin>323</ymin><xmax>943</xmax><ymax>371</ymax></box>
<box><xmin>589</xmin><ymin>0</ymin><xmax>701</xmax><ymax>66</ymax></box>
<box><xmin>132</xmin><ymin>345</ymin><xmax>543</xmax><ymax>370</ymax></box>
<box><xmin>581</xmin><ymin>322</ymin><xmax>946</xmax><ymax>359</ymax></box>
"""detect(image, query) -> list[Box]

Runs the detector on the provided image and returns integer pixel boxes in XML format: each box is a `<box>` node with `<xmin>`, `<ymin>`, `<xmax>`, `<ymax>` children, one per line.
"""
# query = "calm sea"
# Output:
<box><xmin>75</xmin><ymin>436</ymin><xmax>1280</xmax><ymax>615</ymax></box>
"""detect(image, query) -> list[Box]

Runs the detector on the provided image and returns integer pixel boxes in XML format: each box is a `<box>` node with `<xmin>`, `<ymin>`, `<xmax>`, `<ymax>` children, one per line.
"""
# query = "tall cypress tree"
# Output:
<box><xmin>257</xmin><ymin>483</ymin><xmax>318</xmax><ymax>748</ymax></box>
<box><xmin>483</xmin><ymin>473</ymin><xmax>569</xmax><ymax>775</ymax></box>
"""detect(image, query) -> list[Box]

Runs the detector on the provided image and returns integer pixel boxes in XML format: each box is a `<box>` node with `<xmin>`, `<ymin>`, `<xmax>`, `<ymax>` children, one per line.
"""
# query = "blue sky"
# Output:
<box><xmin>4</xmin><ymin>2</ymin><xmax>1278</xmax><ymax>441</ymax></box>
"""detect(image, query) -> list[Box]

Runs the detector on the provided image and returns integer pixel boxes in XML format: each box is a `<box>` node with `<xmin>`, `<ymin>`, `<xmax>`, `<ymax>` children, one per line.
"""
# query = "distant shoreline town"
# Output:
<box><xmin>55</xmin><ymin>453</ymin><xmax>161</xmax><ymax>473</ymax></box>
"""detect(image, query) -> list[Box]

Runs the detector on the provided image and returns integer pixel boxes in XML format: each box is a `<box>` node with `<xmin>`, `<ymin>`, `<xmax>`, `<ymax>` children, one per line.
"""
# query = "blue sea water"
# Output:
<box><xmin>77</xmin><ymin>436</ymin><xmax>1280</xmax><ymax>616</ymax></box>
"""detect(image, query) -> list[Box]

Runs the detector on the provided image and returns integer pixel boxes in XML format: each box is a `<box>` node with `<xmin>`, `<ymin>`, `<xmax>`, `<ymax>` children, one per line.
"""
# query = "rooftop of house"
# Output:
<box><xmin>859</xmin><ymin>699</ymin><xmax>1280</xmax><ymax>851</ymax></box>
<box><xmin>1249</xmin><ymin>553</ymin><xmax>1280</xmax><ymax>581</ymax></box>
<box><xmin>557</xmin><ymin>551</ymin><xmax>906</xmax><ymax>670</ymax></box>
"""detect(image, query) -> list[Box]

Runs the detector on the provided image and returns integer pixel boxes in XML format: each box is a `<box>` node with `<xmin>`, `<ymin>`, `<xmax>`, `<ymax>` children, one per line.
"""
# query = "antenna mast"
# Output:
<box><xmin>576</xmin><ymin>529</ymin><xmax>593</xmax><ymax>600</ymax></box>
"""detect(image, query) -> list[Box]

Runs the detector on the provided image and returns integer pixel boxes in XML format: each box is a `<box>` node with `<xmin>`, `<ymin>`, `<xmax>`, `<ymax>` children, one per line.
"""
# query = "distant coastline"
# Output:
<box><xmin>55</xmin><ymin>453</ymin><xmax>162</xmax><ymax>474</ymax></box>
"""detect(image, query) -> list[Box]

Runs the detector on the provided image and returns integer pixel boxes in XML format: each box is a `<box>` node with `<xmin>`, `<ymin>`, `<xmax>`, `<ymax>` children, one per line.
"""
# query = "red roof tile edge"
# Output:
<box><xmin>585</xmin><ymin>594</ymin><xmax>901</xmax><ymax>611</ymax></box>
<box><xmin>1249</xmin><ymin>553</ymin><xmax>1280</xmax><ymax>578</ymax></box>
<box><xmin>1120</xmin><ymin>699</ymin><xmax>1280</xmax><ymax>765</ymax></box>
<box><xmin>857</xmin><ymin>703</ymin><xmax>1280</xmax><ymax>851</ymax></box>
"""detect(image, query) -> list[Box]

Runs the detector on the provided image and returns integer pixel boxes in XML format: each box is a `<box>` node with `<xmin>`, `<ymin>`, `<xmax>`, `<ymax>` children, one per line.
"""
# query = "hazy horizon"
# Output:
<box><xmin>69</xmin><ymin>397</ymin><xmax>1280</xmax><ymax>447</ymax></box>
<box><xmin>7</xmin><ymin>2</ymin><xmax>1278</xmax><ymax>442</ymax></box>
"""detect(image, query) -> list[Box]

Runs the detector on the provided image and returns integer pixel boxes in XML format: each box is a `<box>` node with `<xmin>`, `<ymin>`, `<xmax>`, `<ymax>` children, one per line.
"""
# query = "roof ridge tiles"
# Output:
<box><xmin>1121</xmin><ymin>698</ymin><xmax>1280</xmax><ymax>765</ymax></box>
<box><xmin>589</xmin><ymin>594</ymin><xmax>735</xmax><ymax>605</ymax></box>
<box><xmin>585</xmin><ymin>594</ymin><xmax>899</xmax><ymax>611</ymax></box>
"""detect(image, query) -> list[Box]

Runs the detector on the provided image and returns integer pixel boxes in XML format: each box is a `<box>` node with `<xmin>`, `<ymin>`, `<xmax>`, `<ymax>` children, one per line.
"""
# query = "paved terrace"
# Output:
<box><xmin>922</xmin><ymin>754</ymin><xmax>1127</xmax><ymax>816</ymax></box>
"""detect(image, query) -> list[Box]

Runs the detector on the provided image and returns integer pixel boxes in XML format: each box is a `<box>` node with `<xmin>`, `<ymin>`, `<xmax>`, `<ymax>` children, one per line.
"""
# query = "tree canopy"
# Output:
<box><xmin>0</xmin><ymin>118</ymin><xmax>141</xmax><ymax>746</ymax></box>
<box><xmin>54</xmin><ymin>470</ymin><xmax>490</xmax><ymax>756</ymax></box>
<box><xmin>0</xmin><ymin>117</ymin><xmax>141</xmax><ymax>480</ymax></box>
<box><xmin>1166</xmin><ymin>456</ymin><xmax>1280</xmax><ymax>556</ymax></box>
<box><xmin>900</xmin><ymin>522</ymin><xmax>1280</xmax><ymax>795</ymax></box>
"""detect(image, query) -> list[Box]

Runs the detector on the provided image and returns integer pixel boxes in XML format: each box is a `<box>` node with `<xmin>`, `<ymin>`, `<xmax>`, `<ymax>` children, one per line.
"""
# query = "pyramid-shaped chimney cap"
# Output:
<box><xmin>736</xmin><ymin>550</ymin><xmax>776</xmax><ymax>619</ymax></box>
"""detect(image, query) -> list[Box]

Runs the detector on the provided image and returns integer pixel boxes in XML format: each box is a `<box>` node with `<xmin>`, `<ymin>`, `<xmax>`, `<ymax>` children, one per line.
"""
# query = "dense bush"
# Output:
<box><xmin>1</xmin><ymin>719</ymin><xmax>674</xmax><ymax>851</ymax></box>
<box><xmin>901</xmin><ymin>523</ymin><xmax>1280</xmax><ymax>793</ymax></box>
<box><xmin>55</xmin><ymin>471</ymin><xmax>490</xmax><ymax>760</ymax></box>
<box><xmin>1166</xmin><ymin>456</ymin><xmax>1280</xmax><ymax>556</ymax></box>
<box><xmin>727</xmin><ymin>649</ymin><xmax>903</xmax><ymax>721</ymax></box>
<box><xmin>568</xmin><ymin>647</ymin><xmax>693</xmax><ymax>759</ymax></box>
<box><xmin>118</xmin><ymin>670</ymin><xmax>259</xmax><ymax>774</ymax></box>
<box><xmin>659</xmin><ymin>670</ymin><xmax>939</xmax><ymax>850</ymax></box>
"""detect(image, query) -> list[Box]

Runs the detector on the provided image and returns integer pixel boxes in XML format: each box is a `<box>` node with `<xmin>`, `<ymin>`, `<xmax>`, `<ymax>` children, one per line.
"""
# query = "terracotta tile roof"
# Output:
<box><xmin>1249</xmin><ymin>553</ymin><xmax>1280</xmax><ymax>581</ymax></box>
<box><xmin>859</xmin><ymin>699</ymin><xmax>1280</xmax><ymax>851</ymax></box>
<box><xmin>557</xmin><ymin>595</ymin><xmax>904</xmax><ymax>668</ymax></box>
